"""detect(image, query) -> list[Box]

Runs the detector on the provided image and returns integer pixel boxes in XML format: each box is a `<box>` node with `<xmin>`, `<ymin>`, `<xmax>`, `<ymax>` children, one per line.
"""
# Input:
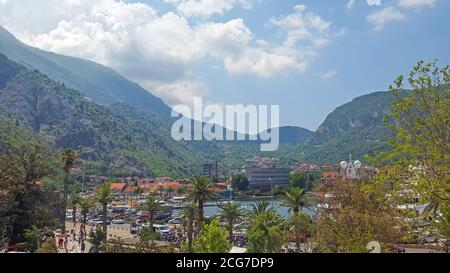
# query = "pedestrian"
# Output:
<box><xmin>81</xmin><ymin>241</ymin><xmax>86</xmax><ymax>253</ymax></box>
<box><xmin>64</xmin><ymin>238</ymin><xmax>68</xmax><ymax>251</ymax></box>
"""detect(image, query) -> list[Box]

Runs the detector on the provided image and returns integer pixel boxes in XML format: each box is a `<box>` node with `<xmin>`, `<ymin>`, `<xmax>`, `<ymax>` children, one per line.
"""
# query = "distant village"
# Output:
<box><xmin>83</xmin><ymin>157</ymin><xmax>377</xmax><ymax>197</ymax></box>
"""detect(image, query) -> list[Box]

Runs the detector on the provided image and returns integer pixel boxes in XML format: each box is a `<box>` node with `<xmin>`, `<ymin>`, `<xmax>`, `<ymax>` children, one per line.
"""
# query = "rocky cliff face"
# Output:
<box><xmin>311</xmin><ymin>91</ymin><xmax>395</xmax><ymax>145</ymax></box>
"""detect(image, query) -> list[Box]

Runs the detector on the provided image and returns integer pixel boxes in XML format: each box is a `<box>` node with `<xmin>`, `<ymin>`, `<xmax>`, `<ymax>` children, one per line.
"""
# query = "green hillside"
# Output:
<box><xmin>0</xmin><ymin>26</ymin><xmax>170</xmax><ymax>115</ymax></box>
<box><xmin>0</xmin><ymin>53</ymin><xmax>203</xmax><ymax>177</ymax></box>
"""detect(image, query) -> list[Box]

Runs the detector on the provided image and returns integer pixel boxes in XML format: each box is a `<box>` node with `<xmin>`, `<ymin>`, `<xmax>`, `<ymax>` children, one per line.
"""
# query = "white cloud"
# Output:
<box><xmin>347</xmin><ymin>0</ymin><xmax>356</xmax><ymax>9</ymax></box>
<box><xmin>316</xmin><ymin>70</ymin><xmax>338</xmax><ymax>79</ymax></box>
<box><xmin>367</xmin><ymin>0</ymin><xmax>383</xmax><ymax>5</ymax></box>
<box><xmin>165</xmin><ymin>0</ymin><xmax>254</xmax><ymax>19</ymax></box>
<box><xmin>0</xmin><ymin>1</ymin><xmax>341</xmax><ymax>105</ymax></box>
<box><xmin>142</xmin><ymin>78</ymin><xmax>209</xmax><ymax>108</ymax></box>
<box><xmin>367</xmin><ymin>6</ymin><xmax>408</xmax><ymax>30</ymax></box>
<box><xmin>347</xmin><ymin>0</ymin><xmax>382</xmax><ymax>10</ymax></box>
<box><xmin>398</xmin><ymin>0</ymin><xmax>438</xmax><ymax>8</ymax></box>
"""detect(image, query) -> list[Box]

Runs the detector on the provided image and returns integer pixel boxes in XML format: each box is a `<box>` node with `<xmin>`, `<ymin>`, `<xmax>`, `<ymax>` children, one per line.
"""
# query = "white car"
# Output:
<box><xmin>89</xmin><ymin>219</ymin><xmax>103</xmax><ymax>225</ymax></box>
<box><xmin>112</xmin><ymin>219</ymin><xmax>125</xmax><ymax>225</ymax></box>
<box><xmin>168</xmin><ymin>217</ymin><xmax>182</xmax><ymax>224</ymax></box>
<box><xmin>419</xmin><ymin>233</ymin><xmax>438</xmax><ymax>244</ymax></box>
<box><xmin>153</xmin><ymin>224</ymin><xmax>171</xmax><ymax>234</ymax></box>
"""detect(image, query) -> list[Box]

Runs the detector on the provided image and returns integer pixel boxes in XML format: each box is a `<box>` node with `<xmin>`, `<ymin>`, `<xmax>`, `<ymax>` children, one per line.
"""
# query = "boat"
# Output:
<box><xmin>169</xmin><ymin>196</ymin><xmax>188</xmax><ymax>209</ymax></box>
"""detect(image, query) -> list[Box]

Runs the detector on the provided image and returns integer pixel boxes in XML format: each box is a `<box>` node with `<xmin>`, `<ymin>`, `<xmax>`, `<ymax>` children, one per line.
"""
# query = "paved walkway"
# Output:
<box><xmin>55</xmin><ymin>222</ymin><xmax>136</xmax><ymax>253</ymax></box>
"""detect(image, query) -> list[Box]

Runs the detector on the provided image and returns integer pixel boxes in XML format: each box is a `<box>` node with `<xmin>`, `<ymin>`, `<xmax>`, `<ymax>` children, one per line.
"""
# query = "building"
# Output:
<box><xmin>86</xmin><ymin>176</ymin><xmax>107</xmax><ymax>190</ymax></box>
<box><xmin>246</xmin><ymin>167</ymin><xmax>290</xmax><ymax>190</ymax></box>
<box><xmin>291</xmin><ymin>163</ymin><xmax>321</xmax><ymax>173</ymax></box>
<box><xmin>202</xmin><ymin>162</ymin><xmax>219</xmax><ymax>181</ymax></box>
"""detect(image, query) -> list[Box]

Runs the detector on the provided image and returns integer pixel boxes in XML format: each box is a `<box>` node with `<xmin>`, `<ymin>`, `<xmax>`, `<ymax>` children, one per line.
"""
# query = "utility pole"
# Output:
<box><xmin>270</xmin><ymin>177</ymin><xmax>274</xmax><ymax>208</ymax></box>
<box><xmin>81</xmin><ymin>161</ymin><xmax>86</xmax><ymax>194</ymax></box>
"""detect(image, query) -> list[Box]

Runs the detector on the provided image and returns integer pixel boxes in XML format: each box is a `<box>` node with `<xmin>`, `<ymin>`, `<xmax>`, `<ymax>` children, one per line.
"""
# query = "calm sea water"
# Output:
<box><xmin>202</xmin><ymin>200</ymin><xmax>313</xmax><ymax>218</ymax></box>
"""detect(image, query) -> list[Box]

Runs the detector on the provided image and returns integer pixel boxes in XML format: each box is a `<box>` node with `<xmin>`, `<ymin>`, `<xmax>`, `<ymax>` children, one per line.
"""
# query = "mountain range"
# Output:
<box><xmin>0</xmin><ymin>26</ymin><xmax>170</xmax><ymax>115</ymax></box>
<box><xmin>0</xmin><ymin>26</ymin><xmax>394</xmax><ymax>176</ymax></box>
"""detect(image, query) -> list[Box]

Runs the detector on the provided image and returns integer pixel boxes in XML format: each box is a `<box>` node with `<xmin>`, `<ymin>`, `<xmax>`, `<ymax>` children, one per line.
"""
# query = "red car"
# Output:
<box><xmin>390</xmin><ymin>245</ymin><xmax>406</xmax><ymax>253</ymax></box>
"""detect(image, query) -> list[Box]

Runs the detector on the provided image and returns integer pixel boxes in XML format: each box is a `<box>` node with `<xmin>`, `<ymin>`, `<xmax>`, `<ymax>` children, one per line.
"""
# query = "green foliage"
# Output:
<box><xmin>287</xmin><ymin>212</ymin><xmax>313</xmax><ymax>238</ymax></box>
<box><xmin>0</xmin><ymin>121</ymin><xmax>60</xmax><ymax>246</ymax></box>
<box><xmin>369</xmin><ymin>60</ymin><xmax>450</xmax><ymax>250</ymax></box>
<box><xmin>193</xmin><ymin>220</ymin><xmax>232</xmax><ymax>253</ymax></box>
<box><xmin>246</xmin><ymin>228</ymin><xmax>268</xmax><ymax>253</ymax></box>
<box><xmin>315</xmin><ymin>180</ymin><xmax>405</xmax><ymax>253</ymax></box>
<box><xmin>134</xmin><ymin>226</ymin><xmax>160</xmax><ymax>253</ymax></box>
<box><xmin>35</xmin><ymin>238</ymin><xmax>58</xmax><ymax>253</ymax></box>
<box><xmin>247</xmin><ymin>210</ymin><xmax>284</xmax><ymax>253</ymax></box>
<box><xmin>141</xmin><ymin>196</ymin><xmax>162</xmax><ymax>228</ymax></box>
<box><xmin>218</xmin><ymin>202</ymin><xmax>246</xmax><ymax>241</ymax></box>
<box><xmin>181</xmin><ymin>203</ymin><xmax>197</xmax><ymax>253</ymax></box>
<box><xmin>188</xmin><ymin>177</ymin><xmax>215</xmax><ymax>227</ymax></box>
<box><xmin>95</xmin><ymin>183</ymin><xmax>113</xmax><ymax>234</ymax></box>
<box><xmin>88</xmin><ymin>228</ymin><xmax>106</xmax><ymax>253</ymax></box>
<box><xmin>385</xmin><ymin>61</ymin><xmax>449</xmax><ymax>212</ymax></box>
<box><xmin>289</xmin><ymin>173</ymin><xmax>317</xmax><ymax>191</ymax></box>
<box><xmin>79</xmin><ymin>197</ymin><xmax>94</xmax><ymax>224</ymax></box>
<box><xmin>24</xmin><ymin>225</ymin><xmax>41</xmax><ymax>252</ymax></box>
<box><xmin>231</xmin><ymin>174</ymin><xmax>249</xmax><ymax>192</ymax></box>
<box><xmin>281</xmin><ymin>187</ymin><xmax>311</xmax><ymax>215</ymax></box>
<box><xmin>0</xmin><ymin>53</ymin><xmax>204</xmax><ymax>178</ymax></box>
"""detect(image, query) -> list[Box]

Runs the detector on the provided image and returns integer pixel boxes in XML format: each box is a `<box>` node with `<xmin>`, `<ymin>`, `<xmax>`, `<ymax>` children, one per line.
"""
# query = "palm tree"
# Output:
<box><xmin>69</xmin><ymin>193</ymin><xmax>82</xmax><ymax>224</ymax></box>
<box><xmin>250</xmin><ymin>201</ymin><xmax>272</xmax><ymax>219</ymax></box>
<box><xmin>61</xmin><ymin>149</ymin><xmax>77</xmax><ymax>234</ymax></box>
<box><xmin>218</xmin><ymin>203</ymin><xmax>245</xmax><ymax>243</ymax></box>
<box><xmin>79</xmin><ymin>198</ymin><xmax>94</xmax><ymax>224</ymax></box>
<box><xmin>95</xmin><ymin>183</ymin><xmax>113</xmax><ymax>235</ymax></box>
<box><xmin>281</xmin><ymin>187</ymin><xmax>310</xmax><ymax>215</ymax></box>
<box><xmin>280</xmin><ymin>187</ymin><xmax>310</xmax><ymax>252</ymax></box>
<box><xmin>187</xmin><ymin>177</ymin><xmax>215</xmax><ymax>228</ymax></box>
<box><xmin>141</xmin><ymin>196</ymin><xmax>162</xmax><ymax>230</ymax></box>
<box><xmin>248</xmin><ymin>210</ymin><xmax>284</xmax><ymax>253</ymax></box>
<box><xmin>181</xmin><ymin>203</ymin><xmax>197</xmax><ymax>253</ymax></box>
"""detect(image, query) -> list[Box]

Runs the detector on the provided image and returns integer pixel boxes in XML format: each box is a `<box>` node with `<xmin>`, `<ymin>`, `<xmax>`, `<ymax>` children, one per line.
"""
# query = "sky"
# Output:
<box><xmin>0</xmin><ymin>0</ymin><xmax>449</xmax><ymax>130</ymax></box>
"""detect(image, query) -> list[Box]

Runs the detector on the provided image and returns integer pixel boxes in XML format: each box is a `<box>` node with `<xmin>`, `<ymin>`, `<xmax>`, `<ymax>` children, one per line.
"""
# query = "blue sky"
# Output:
<box><xmin>1</xmin><ymin>0</ymin><xmax>449</xmax><ymax>130</ymax></box>
<box><xmin>153</xmin><ymin>0</ymin><xmax>450</xmax><ymax>129</ymax></box>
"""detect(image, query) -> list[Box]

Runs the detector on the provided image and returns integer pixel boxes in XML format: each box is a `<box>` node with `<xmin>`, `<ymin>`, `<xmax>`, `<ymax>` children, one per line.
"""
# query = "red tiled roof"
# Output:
<box><xmin>138</xmin><ymin>182</ymin><xmax>185</xmax><ymax>192</ymax></box>
<box><xmin>123</xmin><ymin>186</ymin><xmax>138</xmax><ymax>194</ymax></box>
<box><xmin>110</xmin><ymin>183</ymin><xmax>127</xmax><ymax>191</ymax></box>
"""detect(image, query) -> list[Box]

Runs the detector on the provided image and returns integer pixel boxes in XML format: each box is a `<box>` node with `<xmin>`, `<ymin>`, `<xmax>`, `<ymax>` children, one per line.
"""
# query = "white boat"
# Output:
<box><xmin>169</xmin><ymin>196</ymin><xmax>188</xmax><ymax>209</ymax></box>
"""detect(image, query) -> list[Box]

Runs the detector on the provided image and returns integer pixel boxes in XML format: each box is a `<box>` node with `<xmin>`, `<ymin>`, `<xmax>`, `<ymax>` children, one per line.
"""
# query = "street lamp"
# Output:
<box><xmin>340</xmin><ymin>155</ymin><xmax>362</xmax><ymax>180</ymax></box>
<box><xmin>269</xmin><ymin>177</ymin><xmax>274</xmax><ymax>207</ymax></box>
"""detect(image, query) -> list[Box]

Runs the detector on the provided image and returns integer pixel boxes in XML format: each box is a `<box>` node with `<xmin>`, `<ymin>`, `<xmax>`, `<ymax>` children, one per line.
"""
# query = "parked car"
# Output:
<box><xmin>153</xmin><ymin>224</ymin><xmax>171</xmax><ymax>234</ymax></box>
<box><xmin>130</xmin><ymin>225</ymin><xmax>139</xmax><ymax>235</ymax></box>
<box><xmin>419</xmin><ymin>233</ymin><xmax>438</xmax><ymax>244</ymax></box>
<box><xmin>114</xmin><ymin>213</ymin><xmax>125</xmax><ymax>219</ymax></box>
<box><xmin>168</xmin><ymin>217</ymin><xmax>182</xmax><ymax>224</ymax></box>
<box><xmin>155</xmin><ymin>213</ymin><xmax>171</xmax><ymax>221</ymax></box>
<box><xmin>390</xmin><ymin>244</ymin><xmax>406</xmax><ymax>253</ymax></box>
<box><xmin>89</xmin><ymin>219</ymin><xmax>111</xmax><ymax>225</ymax></box>
<box><xmin>112</xmin><ymin>219</ymin><xmax>125</xmax><ymax>225</ymax></box>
